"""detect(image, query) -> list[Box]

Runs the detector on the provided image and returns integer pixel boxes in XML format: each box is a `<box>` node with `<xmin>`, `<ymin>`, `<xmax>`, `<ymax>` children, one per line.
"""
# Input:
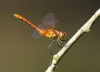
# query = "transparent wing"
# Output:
<box><xmin>32</xmin><ymin>24</ymin><xmax>44</xmax><ymax>39</ymax></box>
<box><xmin>42</xmin><ymin>13</ymin><xmax>58</xmax><ymax>29</ymax></box>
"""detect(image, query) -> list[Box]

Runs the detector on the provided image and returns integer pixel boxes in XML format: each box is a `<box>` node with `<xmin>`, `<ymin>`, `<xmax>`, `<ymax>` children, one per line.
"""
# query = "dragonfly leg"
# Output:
<box><xmin>57</xmin><ymin>38</ymin><xmax>63</xmax><ymax>48</ymax></box>
<box><xmin>57</xmin><ymin>37</ymin><xmax>69</xmax><ymax>48</ymax></box>
<box><xmin>61</xmin><ymin>39</ymin><xmax>69</xmax><ymax>42</ymax></box>
<box><xmin>48</xmin><ymin>40</ymin><xmax>55</xmax><ymax>56</ymax></box>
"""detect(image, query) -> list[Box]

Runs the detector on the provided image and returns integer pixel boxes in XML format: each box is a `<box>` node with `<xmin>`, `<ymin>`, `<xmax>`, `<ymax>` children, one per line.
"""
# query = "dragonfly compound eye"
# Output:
<box><xmin>59</xmin><ymin>31</ymin><xmax>66</xmax><ymax>39</ymax></box>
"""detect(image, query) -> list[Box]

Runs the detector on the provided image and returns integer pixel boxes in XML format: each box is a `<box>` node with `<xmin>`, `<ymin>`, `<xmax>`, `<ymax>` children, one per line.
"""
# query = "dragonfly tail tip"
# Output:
<box><xmin>13</xmin><ymin>14</ymin><xmax>19</xmax><ymax>18</ymax></box>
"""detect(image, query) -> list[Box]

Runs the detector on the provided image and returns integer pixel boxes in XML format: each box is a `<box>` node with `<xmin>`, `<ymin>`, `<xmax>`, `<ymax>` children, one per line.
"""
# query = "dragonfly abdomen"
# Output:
<box><xmin>13</xmin><ymin>14</ymin><xmax>45</xmax><ymax>35</ymax></box>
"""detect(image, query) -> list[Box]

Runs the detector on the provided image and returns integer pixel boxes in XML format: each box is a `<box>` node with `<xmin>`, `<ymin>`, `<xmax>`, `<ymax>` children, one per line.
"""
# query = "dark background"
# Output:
<box><xmin>0</xmin><ymin>0</ymin><xmax>100</xmax><ymax>72</ymax></box>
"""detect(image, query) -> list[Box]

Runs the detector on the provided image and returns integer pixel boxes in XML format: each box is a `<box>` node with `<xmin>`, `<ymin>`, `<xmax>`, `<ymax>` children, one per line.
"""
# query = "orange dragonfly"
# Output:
<box><xmin>13</xmin><ymin>13</ymin><xmax>67</xmax><ymax>55</ymax></box>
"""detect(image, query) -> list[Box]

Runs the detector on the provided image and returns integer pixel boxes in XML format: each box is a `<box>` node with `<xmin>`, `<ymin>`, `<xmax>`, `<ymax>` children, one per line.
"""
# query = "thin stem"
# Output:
<box><xmin>45</xmin><ymin>8</ymin><xmax>100</xmax><ymax>72</ymax></box>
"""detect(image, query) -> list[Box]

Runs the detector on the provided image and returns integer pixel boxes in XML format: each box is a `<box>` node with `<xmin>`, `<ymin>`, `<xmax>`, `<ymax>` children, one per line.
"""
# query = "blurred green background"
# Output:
<box><xmin>0</xmin><ymin>0</ymin><xmax>100</xmax><ymax>72</ymax></box>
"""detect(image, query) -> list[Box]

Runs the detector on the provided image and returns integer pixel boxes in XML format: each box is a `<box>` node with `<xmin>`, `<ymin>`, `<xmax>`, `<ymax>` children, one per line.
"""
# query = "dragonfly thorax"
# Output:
<box><xmin>58</xmin><ymin>31</ymin><xmax>66</xmax><ymax>40</ymax></box>
<box><xmin>44</xmin><ymin>29</ymin><xmax>58</xmax><ymax>39</ymax></box>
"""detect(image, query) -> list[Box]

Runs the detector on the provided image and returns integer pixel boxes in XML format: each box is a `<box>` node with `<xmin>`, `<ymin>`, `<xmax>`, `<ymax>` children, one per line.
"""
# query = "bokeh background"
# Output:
<box><xmin>0</xmin><ymin>0</ymin><xmax>100</xmax><ymax>72</ymax></box>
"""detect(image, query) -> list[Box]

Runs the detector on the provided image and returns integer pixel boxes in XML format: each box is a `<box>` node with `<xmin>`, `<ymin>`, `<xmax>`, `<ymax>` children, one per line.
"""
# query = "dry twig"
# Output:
<box><xmin>45</xmin><ymin>8</ymin><xmax>100</xmax><ymax>72</ymax></box>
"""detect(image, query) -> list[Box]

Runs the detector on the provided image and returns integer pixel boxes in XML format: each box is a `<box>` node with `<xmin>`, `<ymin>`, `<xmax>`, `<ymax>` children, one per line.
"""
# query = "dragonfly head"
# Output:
<box><xmin>59</xmin><ymin>31</ymin><xmax>66</xmax><ymax>40</ymax></box>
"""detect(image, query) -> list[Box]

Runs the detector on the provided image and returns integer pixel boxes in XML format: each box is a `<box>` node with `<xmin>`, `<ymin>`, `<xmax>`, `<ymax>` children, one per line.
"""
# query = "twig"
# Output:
<box><xmin>45</xmin><ymin>8</ymin><xmax>100</xmax><ymax>72</ymax></box>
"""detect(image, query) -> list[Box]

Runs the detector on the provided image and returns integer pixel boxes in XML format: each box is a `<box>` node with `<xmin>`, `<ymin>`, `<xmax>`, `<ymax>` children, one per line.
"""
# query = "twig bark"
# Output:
<box><xmin>45</xmin><ymin>8</ymin><xmax>100</xmax><ymax>72</ymax></box>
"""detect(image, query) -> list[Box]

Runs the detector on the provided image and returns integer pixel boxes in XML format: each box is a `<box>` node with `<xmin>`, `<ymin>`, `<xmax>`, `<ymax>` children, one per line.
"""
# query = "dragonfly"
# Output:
<box><xmin>13</xmin><ymin>13</ymin><xmax>67</xmax><ymax>55</ymax></box>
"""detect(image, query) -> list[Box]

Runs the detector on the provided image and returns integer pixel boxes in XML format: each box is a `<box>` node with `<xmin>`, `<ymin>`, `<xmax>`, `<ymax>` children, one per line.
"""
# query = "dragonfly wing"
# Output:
<box><xmin>53</xmin><ymin>19</ymin><xmax>58</xmax><ymax>28</ymax></box>
<box><xmin>42</xmin><ymin>13</ymin><xmax>58</xmax><ymax>29</ymax></box>
<box><xmin>32</xmin><ymin>24</ymin><xmax>44</xmax><ymax>39</ymax></box>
